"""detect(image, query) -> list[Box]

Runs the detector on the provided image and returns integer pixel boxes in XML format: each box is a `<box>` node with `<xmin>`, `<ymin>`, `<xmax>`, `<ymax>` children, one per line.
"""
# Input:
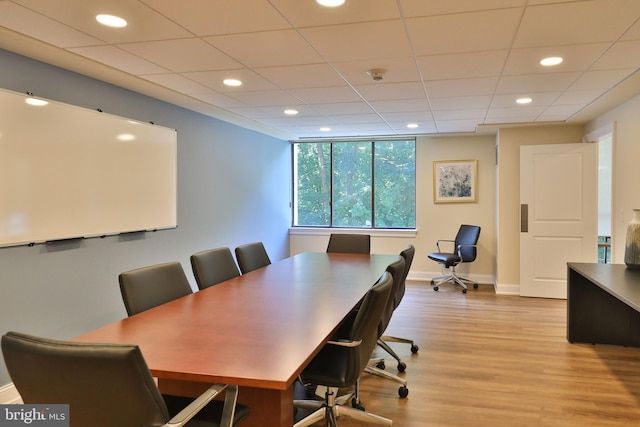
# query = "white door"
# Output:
<box><xmin>520</xmin><ymin>143</ymin><xmax>598</xmax><ymax>298</ymax></box>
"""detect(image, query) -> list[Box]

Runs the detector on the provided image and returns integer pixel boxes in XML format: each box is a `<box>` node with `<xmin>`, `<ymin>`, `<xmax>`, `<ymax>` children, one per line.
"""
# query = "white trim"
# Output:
<box><xmin>494</xmin><ymin>282</ymin><xmax>520</xmax><ymax>295</ymax></box>
<box><xmin>289</xmin><ymin>227</ymin><xmax>417</xmax><ymax>238</ymax></box>
<box><xmin>0</xmin><ymin>383</ymin><xmax>21</xmax><ymax>404</ymax></box>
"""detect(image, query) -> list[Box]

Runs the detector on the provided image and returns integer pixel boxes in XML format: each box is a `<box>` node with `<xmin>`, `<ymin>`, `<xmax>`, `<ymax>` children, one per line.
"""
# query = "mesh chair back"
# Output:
<box><xmin>191</xmin><ymin>247</ymin><xmax>240</xmax><ymax>290</ymax></box>
<box><xmin>455</xmin><ymin>225</ymin><xmax>481</xmax><ymax>262</ymax></box>
<box><xmin>119</xmin><ymin>262</ymin><xmax>192</xmax><ymax>316</ymax></box>
<box><xmin>234</xmin><ymin>242</ymin><xmax>271</xmax><ymax>274</ymax></box>
<box><xmin>2</xmin><ymin>332</ymin><xmax>169</xmax><ymax>427</ymax></box>
<box><xmin>326</xmin><ymin>234</ymin><xmax>371</xmax><ymax>254</ymax></box>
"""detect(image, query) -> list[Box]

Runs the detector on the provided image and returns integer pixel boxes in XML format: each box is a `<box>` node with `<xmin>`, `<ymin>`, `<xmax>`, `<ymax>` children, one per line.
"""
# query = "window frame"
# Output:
<box><xmin>291</xmin><ymin>138</ymin><xmax>417</xmax><ymax>231</ymax></box>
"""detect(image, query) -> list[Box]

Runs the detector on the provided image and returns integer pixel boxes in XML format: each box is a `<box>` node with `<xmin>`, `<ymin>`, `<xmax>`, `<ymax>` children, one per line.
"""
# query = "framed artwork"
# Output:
<box><xmin>433</xmin><ymin>160</ymin><xmax>477</xmax><ymax>203</ymax></box>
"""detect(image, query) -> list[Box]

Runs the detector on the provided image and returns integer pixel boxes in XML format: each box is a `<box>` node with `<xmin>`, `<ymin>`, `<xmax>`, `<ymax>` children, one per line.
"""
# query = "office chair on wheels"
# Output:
<box><xmin>234</xmin><ymin>242</ymin><xmax>271</xmax><ymax>274</ymax></box>
<box><xmin>377</xmin><ymin>245</ymin><xmax>418</xmax><ymax>372</ymax></box>
<box><xmin>119</xmin><ymin>261</ymin><xmax>193</xmax><ymax>316</ymax></box>
<box><xmin>428</xmin><ymin>224</ymin><xmax>481</xmax><ymax>293</ymax></box>
<box><xmin>364</xmin><ymin>256</ymin><xmax>409</xmax><ymax>398</ymax></box>
<box><xmin>294</xmin><ymin>272</ymin><xmax>394</xmax><ymax>427</ymax></box>
<box><xmin>326</xmin><ymin>234</ymin><xmax>371</xmax><ymax>254</ymax></box>
<box><xmin>1</xmin><ymin>331</ymin><xmax>250</xmax><ymax>427</ymax></box>
<box><xmin>191</xmin><ymin>247</ymin><xmax>241</xmax><ymax>290</ymax></box>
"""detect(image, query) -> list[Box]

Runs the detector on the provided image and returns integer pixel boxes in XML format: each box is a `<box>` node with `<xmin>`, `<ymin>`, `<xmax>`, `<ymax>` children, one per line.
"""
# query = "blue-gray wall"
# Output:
<box><xmin>0</xmin><ymin>49</ymin><xmax>292</xmax><ymax>386</ymax></box>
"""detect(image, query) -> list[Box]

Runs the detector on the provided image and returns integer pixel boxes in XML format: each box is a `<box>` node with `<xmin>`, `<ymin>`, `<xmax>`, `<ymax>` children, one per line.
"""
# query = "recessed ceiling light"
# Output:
<box><xmin>96</xmin><ymin>14</ymin><xmax>127</xmax><ymax>28</ymax></box>
<box><xmin>540</xmin><ymin>56</ymin><xmax>563</xmax><ymax>66</ymax></box>
<box><xmin>316</xmin><ymin>0</ymin><xmax>346</xmax><ymax>7</ymax></box>
<box><xmin>406</xmin><ymin>123</ymin><xmax>419</xmax><ymax>129</ymax></box>
<box><xmin>284</xmin><ymin>109</ymin><xmax>299</xmax><ymax>115</ymax></box>
<box><xmin>25</xmin><ymin>98</ymin><xmax>48</xmax><ymax>106</ymax></box>
<box><xmin>117</xmin><ymin>134</ymin><xmax>135</xmax><ymax>141</ymax></box>
<box><xmin>320</xmin><ymin>127</ymin><xmax>331</xmax><ymax>132</ymax></box>
<box><xmin>223</xmin><ymin>79</ymin><xmax>242</xmax><ymax>87</ymax></box>
<box><xmin>516</xmin><ymin>97</ymin><xmax>533</xmax><ymax>104</ymax></box>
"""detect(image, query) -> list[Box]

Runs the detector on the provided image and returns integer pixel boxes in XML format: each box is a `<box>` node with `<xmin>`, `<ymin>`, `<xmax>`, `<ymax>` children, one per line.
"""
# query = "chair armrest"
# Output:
<box><xmin>436</xmin><ymin>239</ymin><xmax>455</xmax><ymax>252</ymax></box>
<box><xmin>326</xmin><ymin>338</ymin><xmax>363</xmax><ymax>348</ymax></box>
<box><xmin>165</xmin><ymin>383</ymin><xmax>237</xmax><ymax>427</ymax></box>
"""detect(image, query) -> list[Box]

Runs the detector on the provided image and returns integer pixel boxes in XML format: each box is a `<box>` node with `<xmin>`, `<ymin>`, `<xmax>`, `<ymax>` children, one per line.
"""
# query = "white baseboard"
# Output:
<box><xmin>0</xmin><ymin>382</ymin><xmax>21</xmax><ymax>404</ymax></box>
<box><xmin>407</xmin><ymin>271</ymin><xmax>496</xmax><ymax>292</ymax></box>
<box><xmin>494</xmin><ymin>282</ymin><xmax>520</xmax><ymax>295</ymax></box>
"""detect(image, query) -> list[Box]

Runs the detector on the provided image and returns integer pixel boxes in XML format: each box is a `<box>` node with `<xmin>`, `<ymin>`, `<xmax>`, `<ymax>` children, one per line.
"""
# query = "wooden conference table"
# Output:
<box><xmin>75</xmin><ymin>252</ymin><xmax>398</xmax><ymax>427</ymax></box>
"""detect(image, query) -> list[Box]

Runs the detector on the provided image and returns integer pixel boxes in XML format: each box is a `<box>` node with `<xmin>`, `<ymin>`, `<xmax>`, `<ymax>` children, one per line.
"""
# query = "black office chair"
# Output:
<box><xmin>191</xmin><ymin>247</ymin><xmax>241</xmax><ymax>290</ymax></box>
<box><xmin>378</xmin><ymin>245</ymin><xmax>419</xmax><ymax>368</ymax></box>
<box><xmin>364</xmin><ymin>256</ymin><xmax>409</xmax><ymax>398</ymax></box>
<box><xmin>294</xmin><ymin>271</ymin><xmax>394</xmax><ymax>427</ymax></box>
<box><xmin>234</xmin><ymin>242</ymin><xmax>271</xmax><ymax>274</ymax></box>
<box><xmin>119</xmin><ymin>261</ymin><xmax>193</xmax><ymax>316</ymax></box>
<box><xmin>1</xmin><ymin>331</ymin><xmax>250</xmax><ymax>427</ymax></box>
<box><xmin>428</xmin><ymin>224</ymin><xmax>481</xmax><ymax>293</ymax></box>
<box><xmin>326</xmin><ymin>234</ymin><xmax>371</xmax><ymax>254</ymax></box>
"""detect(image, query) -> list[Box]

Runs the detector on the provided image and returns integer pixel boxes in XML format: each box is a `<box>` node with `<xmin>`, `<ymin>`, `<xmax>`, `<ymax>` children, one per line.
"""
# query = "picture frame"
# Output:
<box><xmin>433</xmin><ymin>160</ymin><xmax>478</xmax><ymax>203</ymax></box>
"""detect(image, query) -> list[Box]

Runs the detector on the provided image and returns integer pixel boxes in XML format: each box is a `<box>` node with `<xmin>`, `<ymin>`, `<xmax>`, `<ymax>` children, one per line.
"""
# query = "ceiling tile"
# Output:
<box><xmin>503</xmin><ymin>44</ymin><xmax>610</xmax><ymax>75</ymax></box>
<box><xmin>513</xmin><ymin>0</ymin><xmax>640</xmax><ymax>48</ymax></box>
<box><xmin>256</xmin><ymin>64</ymin><xmax>346</xmax><ymax>89</ymax></box>
<box><xmin>354</xmin><ymin>82</ymin><xmax>426</xmax><ymax>101</ymax></box>
<box><xmin>287</xmin><ymin>86</ymin><xmax>361</xmax><ymax>104</ymax></box>
<box><xmin>183</xmin><ymin>69</ymin><xmax>278</xmax><ymax>92</ymax></box>
<box><xmin>67</xmin><ymin>45</ymin><xmax>169</xmax><ymax>74</ymax></box>
<box><xmin>418</xmin><ymin>50</ymin><xmax>508</xmax><ymax>81</ymax></box>
<box><xmin>591</xmin><ymin>40</ymin><xmax>640</xmax><ymax>70</ymax></box>
<box><xmin>495</xmin><ymin>72</ymin><xmax>581</xmax><ymax>94</ymax></box>
<box><xmin>399</xmin><ymin>0</ymin><xmax>525</xmax><ymax>17</ymax></box>
<box><xmin>0</xmin><ymin>2</ymin><xmax>103</xmax><ymax>47</ymax></box>
<box><xmin>406</xmin><ymin>8</ymin><xmax>522</xmax><ymax>56</ymax></box>
<box><xmin>426</xmin><ymin>77</ymin><xmax>500</xmax><ymax>98</ymax></box>
<box><xmin>140</xmin><ymin>0</ymin><xmax>290</xmax><ymax>36</ymax></box>
<box><xmin>118</xmin><ymin>38</ymin><xmax>242</xmax><ymax>73</ymax></box>
<box><xmin>14</xmin><ymin>0</ymin><xmax>193</xmax><ymax>43</ymax></box>
<box><xmin>204</xmin><ymin>29</ymin><xmax>324</xmax><ymax>68</ymax></box>
<box><xmin>140</xmin><ymin>73</ymin><xmax>213</xmax><ymax>95</ymax></box>
<box><xmin>269</xmin><ymin>0</ymin><xmax>402</xmax><ymax>27</ymax></box>
<box><xmin>299</xmin><ymin>20</ymin><xmax>412</xmax><ymax>62</ymax></box>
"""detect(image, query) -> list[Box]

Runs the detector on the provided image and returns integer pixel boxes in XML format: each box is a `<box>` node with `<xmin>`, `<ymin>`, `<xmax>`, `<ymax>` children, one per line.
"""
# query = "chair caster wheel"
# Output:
<box><xmin>398</xmin><ymin>386</ymin><xmax>409</xmax><ymax>398</ymax></box>
<box><xmin>474</xmin><ymin>283</ymin><xmax>479</xmax><ymax>289</ymax></box>
<box><xmin>397</xmin><ymin>362</ymin><xmax>406</xmax><ymax>372</ymax></box>
<box><xmin>433</xmin><ymin>286</ymin><xmax>439</xmax><ymax>291</ymax></box>
<box><xmin>462</xmin><ymin>288</ymin><xmax>467</xmax><ymax>294</ymax></box>
<box><xmin>351</xmin><ymin>397</ymin><xmax>365</xmax><ymax>411</ymax></box>
<box><xmin>376</xmin><ymin>361</ymin><xmax>385</xmax><ymax>370</ymax></box>
<box><xmin>410</xmin><ymin>344</ymin><xmax>419</xmax><ymax>353</ymax></box>
<box><xmin>430</xmin><ymin>280</ymin><xmax>435</xmax><ymax>286</ymax></box>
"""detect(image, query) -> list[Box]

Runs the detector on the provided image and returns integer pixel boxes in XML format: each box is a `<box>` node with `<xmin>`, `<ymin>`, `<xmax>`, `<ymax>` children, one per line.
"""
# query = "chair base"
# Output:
<box><xmin>294</xmin><ymin>387</ymin><xmax>392</xmax><ymax>427</ymax></box>
<box><xmin>364</xmin><ymin>362</ymin><xmax>409</xmax><ymax>398</ymax></box>
<box><xmin>380</xmin><ymin>335</ymin><xmax>419</xmax><ymax>354</ymax></box>
<box><xmin>430</xmin><ymin>266</ymin><xmax>478</xmax><ymax>293</ymax></box>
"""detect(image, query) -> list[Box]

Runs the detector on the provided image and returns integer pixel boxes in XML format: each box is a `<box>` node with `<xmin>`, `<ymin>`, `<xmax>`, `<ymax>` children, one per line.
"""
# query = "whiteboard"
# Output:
<box><xmin>0</xmin><ymin>88</ymin><xmax>177</xmax><ymax>247</ymax></box>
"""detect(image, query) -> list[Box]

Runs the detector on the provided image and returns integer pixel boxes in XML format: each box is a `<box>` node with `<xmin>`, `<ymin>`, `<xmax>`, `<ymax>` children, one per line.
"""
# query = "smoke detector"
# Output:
<box><xmin>367</xmin><ymin>68</ymin><xmax>386</xmax><ymax>82</ymax></box>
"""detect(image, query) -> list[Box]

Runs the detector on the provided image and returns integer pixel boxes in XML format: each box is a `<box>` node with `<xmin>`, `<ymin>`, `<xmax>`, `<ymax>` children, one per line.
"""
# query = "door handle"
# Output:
<box><xmin>521</xmin><ymin>204</ymin><xmax>528</xmax><ymax>233</ymax></box>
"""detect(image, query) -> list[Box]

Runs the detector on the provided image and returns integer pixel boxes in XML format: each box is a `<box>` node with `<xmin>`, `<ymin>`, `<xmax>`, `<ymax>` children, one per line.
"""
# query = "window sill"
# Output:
<box><xmin>289</xmin><ymin>227</ymin><xmax>417</xmax><ymax>238</ymax></box>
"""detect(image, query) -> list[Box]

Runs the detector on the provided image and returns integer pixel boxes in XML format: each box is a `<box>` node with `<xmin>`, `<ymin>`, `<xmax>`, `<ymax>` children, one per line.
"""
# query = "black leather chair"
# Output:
<box><xmin>364</xmin><ymin>256</ymin><xmax>409</xmax><ymax>398</ymax></box>
<box><xmin>378</xmin><ymin>245</ymin><xmax>419</xmax><ymax>369</ymax></box>
<box><xmin>1</xmin><ymin>331</ymin><xmax>250</xmax><ymax>427</ymax></box>
<box><xmin>119</xmin><ymin>261</ymin><xmax>193</xmax><ymax>316</ymax></box>
<box><xmin>428</xmin><ymin>224</ymin><xmax>481</xmax><ymax>293</ymax></box>
<box><xmin>326</xmin><ymin>233</ymin><xmax>371</xmax><ymax>254</ymax></box>
<box><xmin>191</xmin><ymin>247</ymin><xmax>241</xmax><ymax>290</ymax></box>
<box><xmin>234</xmin><ymin>242</ymin><xmax>271</xmax><ymax>274</ymax></box>
<box><xmin>294</xmin><ymin>272</ymin><xmax>394</xmax><ymax>427</ymax></box>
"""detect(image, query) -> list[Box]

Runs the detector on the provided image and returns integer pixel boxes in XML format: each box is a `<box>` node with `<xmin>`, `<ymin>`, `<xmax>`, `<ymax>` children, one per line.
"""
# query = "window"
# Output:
<box><xmin>293</xmin><ymin>139</ymin><xmax>416</xmax><ymax>229</ymax></box>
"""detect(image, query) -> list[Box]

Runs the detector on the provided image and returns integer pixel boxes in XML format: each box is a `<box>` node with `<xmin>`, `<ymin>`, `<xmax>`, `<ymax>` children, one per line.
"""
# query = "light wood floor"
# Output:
<box><xmin>294</xmin><ymin>281</ymin><xmax>640</xmax><ymax>426</ymax></box>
